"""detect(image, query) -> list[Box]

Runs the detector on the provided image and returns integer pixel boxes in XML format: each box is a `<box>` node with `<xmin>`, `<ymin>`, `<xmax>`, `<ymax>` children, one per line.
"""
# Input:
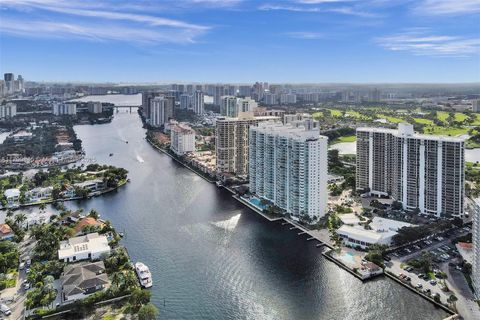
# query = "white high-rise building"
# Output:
<box><xmin>472</xmin><ymin>100</ymin><xmax>480</xmax><ymax>112</ymax></box>
<box><xmin>0</xmin><ymin>103</ymin><xmax>17</xmax><ymax>119</ymax></box>
<box><xmin>193</xmin><ymin>91</ymin><xmax>204</xmax><ymax>114</ymax></box>
<box><xmin>264</xmin><ymin>93</ymin><xmax>277</xmax><ymax>105</ymax></box>
<box><xmin>170</xmin><ymin>123</ymin><xmax>196</xmax><ymax>156</ymax></box>
<box><xmin>279</xmin><ymin>93</ymin><xmax>297</xmax><ymax>105</ymax></box>
<box><xmin>220</xmin><ymin>96</ymin><xmax>238</xmax><ymax>117</ymax></box>
<box><xmin>473</xmin><ymin>200</ymin><xmax>480</xmax><ymax>299</ymax></box>
<box><xmin>249</xmin><ymin>122</ymin><xmax>328</xmax><ymax>221</ymax></box>
<box><xmin>356</xmin><ymin>123</ymin><xmax>465</xmax><ymax>217</ymax></box>
<box><xmin>180</xmin><ymin>93</ymin><xmax>193</xmax><ymax>110</ymax></box>
<box><xmin>150</xmin><ymin>96</ymin><xmax>173</xmax><ymax>127</ymax></box>
<box><xmin>53</xmin><ymin>102</ymin><xmax>77</xmax><ymax>116</ymax></box>
<box><xmin>215</xmin><ymin>113</ymin><xmax>279</xmax><ymax>176</ymax></box>
<box><xmin>237</xmin><ymin>97</ymin><xmax>258</xmax><ymax>113</ymax></box>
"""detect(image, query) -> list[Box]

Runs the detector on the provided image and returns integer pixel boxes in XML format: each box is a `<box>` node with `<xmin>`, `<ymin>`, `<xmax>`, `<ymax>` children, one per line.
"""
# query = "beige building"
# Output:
<box><xmin>215</xmin><ymin>112</ymin><xmax>279</xmax><ymax>176</ymax></box>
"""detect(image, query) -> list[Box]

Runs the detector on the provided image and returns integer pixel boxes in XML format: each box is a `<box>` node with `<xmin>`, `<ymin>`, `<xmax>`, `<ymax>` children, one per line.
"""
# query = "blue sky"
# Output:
<box><xmin>0</xmin><ymin>0</ymin><xmax>479</xmax><ymax>83</ymax></box>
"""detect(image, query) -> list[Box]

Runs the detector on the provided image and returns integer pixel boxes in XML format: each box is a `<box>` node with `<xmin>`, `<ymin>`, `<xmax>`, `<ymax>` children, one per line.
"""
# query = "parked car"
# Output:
<box><xmin>416</xmin><ymin>283</ymin><xmax>423</xmax><ymax>289</ymax></box>
<box><xmin>0</xmin><ymin>304</ymin><xmax>11</xmax><ymax>316</ymax></box>
<box><xmin>429</xmin><ymin>280</ymin><xmax>437</xmax><ymax>285</ymax></box>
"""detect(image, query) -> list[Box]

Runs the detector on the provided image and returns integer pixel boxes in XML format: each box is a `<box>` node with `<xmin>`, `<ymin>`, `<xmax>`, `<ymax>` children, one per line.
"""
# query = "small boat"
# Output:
<box><xmin>135</xmin><ymin>262</ymin><xmax>153</xmax><ymax>288</ymax></box>
<box><xmin>125</xmin><ymin>141</ymin><xmax>129</xmax><ymax>144</ymax></box>
<box><xmin>118</xmin><ymin>232</ymin><xmax>124</xmax><ymax>238</ymax></box>
<box><xmin>109</xmin><ymin>153</ymin><xmax>114</xmax><ymax>157</ymax></box>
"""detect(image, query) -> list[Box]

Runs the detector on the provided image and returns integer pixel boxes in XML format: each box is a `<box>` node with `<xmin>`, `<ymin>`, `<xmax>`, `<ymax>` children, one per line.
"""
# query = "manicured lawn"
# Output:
<box><xmin>454</xmin><ymin>112</ymin><xmax>468</xmax><ymax>122</ymax></box>
<box><xmin>379</xmin><ymin>114</ymin><xmax>404</xmax><ymax>123</ymax></box>
<box><xmin>312</xmin><ymin>112</ymin><xmax>324</xmax><ymax>120</ymax></box>
<box><xmin>423</xmin><ymin>126</ymin><xmax>470</xmax><ymax>136</ymax></box>
<box><xmin>346</xmin><ymin>110</ymin><xmax>372</xmax><ymax>120</ymax></box>
<box><xmin>437</xmin><ymin>111</ymin><xmax>449</xmax><ymax>123</ymax></box>
<box><xmin>472</xmin><ymin>114</ymin><xmax>480</xmax><ymax>126</ymax></box>
<box><xmin>331</xmin><ymin>135</ymin><xmax>357</xmax><ymax>144</ymax></box>
<box><xmin>413</xmin><ymin>118</ymin><xmax>434</xmax><ymax>125</ymax></box>
<box><xmin>328</xmin><ymin>109</ymin><xmax>343</xmax><ymax>117</ymax></box>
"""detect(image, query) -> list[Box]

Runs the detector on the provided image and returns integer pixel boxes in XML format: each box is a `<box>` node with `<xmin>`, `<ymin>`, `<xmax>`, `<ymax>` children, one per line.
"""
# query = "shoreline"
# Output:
<box><xmin>147</xmin><ymin>131</ymin><xmax>458</xmax><ymax>316</ymax></box>
<box><xmin>1</xmin><ymin>180</ymin><xmax>128</xmax><ymax>211</ymax></box>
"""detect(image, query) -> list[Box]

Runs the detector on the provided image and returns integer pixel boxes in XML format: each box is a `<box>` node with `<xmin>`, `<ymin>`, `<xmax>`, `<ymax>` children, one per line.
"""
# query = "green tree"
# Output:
<box><xmin>137</xmin><ymin>303</ymin><xmax>159</xmax><ymax>320</ymax></box>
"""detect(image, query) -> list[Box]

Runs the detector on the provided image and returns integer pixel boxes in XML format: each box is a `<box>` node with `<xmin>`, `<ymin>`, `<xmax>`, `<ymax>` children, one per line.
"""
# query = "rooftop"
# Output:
<box><xmin>58</xmin><ymin>233</ymin><xmax>110</xmax><ymax>260</ymax></box>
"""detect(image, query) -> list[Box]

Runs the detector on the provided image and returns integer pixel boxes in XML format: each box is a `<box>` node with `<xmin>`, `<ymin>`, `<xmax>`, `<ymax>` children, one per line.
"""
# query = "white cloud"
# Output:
<box><xmin>0</xmin><ymin>0</ymin><xmax>210</xmax><ymax>44</ymax></box>
<box><xmin>0</xmin><ymin>18</ymin><xmax>205</xmax><ymax>44</ymax></box>
<box><xmin>259</xmin><ymin>3</ymin><xmax>376</xmax><ymax>17</ymax></box>
<box><xmin>413</xmin><ymin>0</ymin><xmax>480</xmax><ymax>15</ymax></box>
<box><xmin>285</xmin><ymin>31</ymin><xmax>324</xmax><ymax>39</ymax></box>
<box><xmin>376</xmin><ymin>30</ymin><xmax>480</xmax><ymax>57</ymax></box>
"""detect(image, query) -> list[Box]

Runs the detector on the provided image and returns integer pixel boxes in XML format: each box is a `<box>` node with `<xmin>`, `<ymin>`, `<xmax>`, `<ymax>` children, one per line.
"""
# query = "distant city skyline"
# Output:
<box><xmin>0</xmin><ymin>0</ymin><xmax>479</xmax><ymax>83</ymax></box>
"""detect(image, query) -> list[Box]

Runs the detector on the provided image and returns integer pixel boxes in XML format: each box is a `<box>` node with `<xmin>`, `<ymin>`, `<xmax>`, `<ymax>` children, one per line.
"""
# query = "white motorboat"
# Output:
<box><xmin>135</xmin><ymin>262</ymin><xmax>153</xmax><ymax>288</ymax></box>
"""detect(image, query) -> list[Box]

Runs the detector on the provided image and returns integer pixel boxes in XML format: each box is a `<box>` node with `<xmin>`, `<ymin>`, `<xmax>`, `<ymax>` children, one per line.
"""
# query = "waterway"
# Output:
<box><xmin>57</xmin><ymin>110</ymin><xmax>448</xmax><ymax>319</ymax></box>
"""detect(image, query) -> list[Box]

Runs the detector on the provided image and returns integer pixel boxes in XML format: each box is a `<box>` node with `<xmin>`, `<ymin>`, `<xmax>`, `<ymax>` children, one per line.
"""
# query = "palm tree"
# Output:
<box><xmin>6</xmin><ymin>209</ymin><xmax>14</xmax><ymax>217</ymax></box>
<box><xmin>14</xmin><ymin>213</ymin><xmax>27</xmax><ymax>227</ymax></box>
<box><xmin>110</xmin><ymin>272</ymin><xmax>123</xmax><ymax>292</ymax></box>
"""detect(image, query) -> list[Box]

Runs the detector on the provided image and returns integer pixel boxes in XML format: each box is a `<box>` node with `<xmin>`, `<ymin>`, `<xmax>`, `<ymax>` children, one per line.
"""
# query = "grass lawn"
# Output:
<box><xmin>413</xmin><ymin>118</ymin><xmax>434</xmax><ymax>125</ymax></box>
<box><xmin>312</xmin><ymin>112</ymin><xmax>324</xmax><ymax>120</ymax></box>
<box><xmin>454</xmin><ymin>113</ymin><xmax>468</xmax><ymax>122</ymax></box>
<box><xmin>328</xmin><ymin>109</ymin><xmax>343</xmax><ymax>117</ymax></box>
<box><xmin>423</xmin><ymin>126</ymin><xmax>469</xmax><ymax>136</ymax></box>
<box><xmin>472</xmin><ymin>114</ymin><xmax>480</xmax><ymax>126</ymax></box>
<box><xmin>331</xmin><ymin>135</ymin><xmax>356</xmax><ymax>144</ymax></box>
<box><xmin>346</xmin><ymin>110</ymin><xmax>372</xmax><ymax>120</ymax></box>
<box><xmin>437</xmin><ymin>111</ymin><xmax>449</xmax><ymax>123</ymax></box>
<box><xmin>379</xmin><ymin>114</ymin><xmax>404</xmax><ymax>123</ymax></box>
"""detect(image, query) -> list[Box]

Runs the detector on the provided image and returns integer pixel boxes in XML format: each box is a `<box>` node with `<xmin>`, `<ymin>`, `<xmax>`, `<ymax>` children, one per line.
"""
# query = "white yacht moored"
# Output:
<box><xmin>135</xmin><ymin>262</ymin><xmax>153</xmax><ymax>288</ymax></box>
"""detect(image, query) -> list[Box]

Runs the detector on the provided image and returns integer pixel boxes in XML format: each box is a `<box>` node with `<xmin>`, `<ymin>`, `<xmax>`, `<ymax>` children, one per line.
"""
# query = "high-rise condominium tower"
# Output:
<box><xmin>356</xmin><ymin>123</ymin><xmax>465</xmax><ymax>217</ymax></box>
<box><xmin>249</xmin><ymin>122</ymin><xmax>328</xmax><ymax>221</ymax></box>
<box><xmin>215</xmin><ymin>113</ymin><xmax>279</xmax><ymax>176</ymax></box>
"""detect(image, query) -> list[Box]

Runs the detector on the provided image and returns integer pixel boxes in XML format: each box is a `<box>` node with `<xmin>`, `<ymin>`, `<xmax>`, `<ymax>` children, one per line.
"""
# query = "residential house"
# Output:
<box><xmin>60</xmin><ymin>261</ymin><xmax>109</xmax><ymax>303</ymax></box>
<box><xmin>0</xmin><ymin>224</ymin><xmax>14</xmax><ymax>240</ymax></box>
<box><xmin>58</xmin><ymin>233</ymin><xmax>110</xmax><ymax>263</ymax></box>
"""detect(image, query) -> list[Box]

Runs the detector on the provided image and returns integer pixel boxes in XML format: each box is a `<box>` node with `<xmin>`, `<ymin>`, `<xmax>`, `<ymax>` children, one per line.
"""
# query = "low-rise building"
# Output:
<box><xmin>26</xmin><ymin>186</ymin><xmax>53</xmax><ymax>202</ymax></box>
<box><xmin>58</xmin><ymin>233</ymin><xmax>111</xmax><ymax>263</ymax></box>
<box><xmin>4</xmin><ymin>188</ymin><xmax>20</xmax><ymax>206</ymax></box>
<box><xmin>74</xmin><ymin>179</ymin><xmax>105</xmax><ymax>192</ymax></box>
<box><xmin>0</xmin><ymin>224</ymin><xmax>14</xmax><ymax>240</ymax></box>
<box><xmin>337</xmin><ymin>217</ymin><xmax>413</xmax><ymax>249</ymax></box>
<box><xmin>60</xmin><ymin>261</ymin><xmax>109</xmax><ymax>303</ymax></box>
<box><xmin>170</xmin><ymin>123</ymin><xmax>196</xmax><ymax>156</ymax></box>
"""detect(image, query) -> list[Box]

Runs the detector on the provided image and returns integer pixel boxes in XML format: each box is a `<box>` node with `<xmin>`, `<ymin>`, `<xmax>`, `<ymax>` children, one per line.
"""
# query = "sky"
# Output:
<box><xmin>0</xmin><ymin>0</ymin><xmax>479</xmax><ymax>83</ymax></box>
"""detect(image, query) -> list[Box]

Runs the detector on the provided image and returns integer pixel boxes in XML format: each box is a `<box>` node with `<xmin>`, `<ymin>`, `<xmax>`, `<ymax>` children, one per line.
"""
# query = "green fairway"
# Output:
<box><xmin>437</xmin><ymin>111</ymin><xmax>449</xmax><ymax>123</ymax></box>
<box><xmin>328</xmin><ymin>109</ymin><xmax>343</xmax><ymax>117</ymax></box>
<box><xmin>379</xmin><ymin>114</ymin><xmax>404</xmax><ymax>123</ymax></box>
<box><xmin>413</xmin><ymin>118</ymin><xmax>434</xmax><ymax>125</ymax></box>
<box><xmin>472</xmin><ymin>114</ymin><xmax>480</xmax><ymax>126</ymax></box>
<box><xmin>454</xmin><ymin>113</ymin><xmax>468</xmax><ymax>122</ymax></box>
<box><xmin>423</xmin><ymin>126</ymin><xmax>469</xmax><ymax>136</ymax></box>
<box><xmin>312</xmin><ymin>112</ymin><xmax>324</xmax><ymax>119</ymax></box>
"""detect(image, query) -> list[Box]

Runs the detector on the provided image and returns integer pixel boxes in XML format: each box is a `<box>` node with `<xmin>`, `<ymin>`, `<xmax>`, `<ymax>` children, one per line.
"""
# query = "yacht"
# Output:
<box><xmin>135</xmin><ymin>262</ymin><xmax>153</xmax><ymax>288</ymax></box>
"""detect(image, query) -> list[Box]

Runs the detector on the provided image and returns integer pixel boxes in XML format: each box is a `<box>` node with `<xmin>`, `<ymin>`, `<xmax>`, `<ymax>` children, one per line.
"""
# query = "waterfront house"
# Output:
<box><xmin>74</xmin><ymin>217</ymin><xmax>105</xmax><ymax>235</ymax></box>
<box><xmin>26</xmin><ymin>186</ymin><xmax>53</xmax><ymax>202</ymax></box>
<box><xmin>60</xmin><ymin>261</ymin><xmax>109</xmax><ymax>303</ymax></box>
<box><xmin>0</xmin><ymin>224</ymin><xmax>14</xmax><ymax>241</ymax></box>
<box><xmin>74</xmin><ymin>179</ymin><xmax>105</xmax><ymax>193</ymax></box>
<box><xmin>4</xmin><ymin>189</ymin><xmax>20</xmax><ymax>207</ymax></box>
<box><xmin>58</xmin><ymin>233</ymin><xmax>110</xmax><ymax>263</ymax></box>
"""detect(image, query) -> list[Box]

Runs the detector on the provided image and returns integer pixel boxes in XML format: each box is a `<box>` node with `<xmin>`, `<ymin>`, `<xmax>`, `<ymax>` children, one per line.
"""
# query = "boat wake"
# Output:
<box><xmin>136</xmin><ymin>154</ymin><xmax>145</xmax><ymax>163</ymax></box>
<box><xmin>211</xmin><ymin>214</ymin><xmax>241</xmax><ymax>231</ymax></box>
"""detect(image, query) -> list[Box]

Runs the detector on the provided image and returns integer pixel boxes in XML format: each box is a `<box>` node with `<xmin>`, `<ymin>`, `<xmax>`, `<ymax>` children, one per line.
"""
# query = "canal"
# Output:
<box><xmin>62</xmin><ymin>111</ymin><xmax>447</xmax><ymax>319</ymax></box>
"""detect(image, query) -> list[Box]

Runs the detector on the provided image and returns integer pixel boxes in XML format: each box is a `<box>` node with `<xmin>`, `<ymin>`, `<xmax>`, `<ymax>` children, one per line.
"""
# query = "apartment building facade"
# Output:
<box><xmin>356</xmin><ymin>123</ymin><xmax>465</xmax><ymax>217</ymax></box>
<box><xmin>215</xmin><ymin>113</ymin><xmax>279</xmax><ymax>176</ymax></box>
<box><xmin>249</xmin><ymin>122</ymin><xmax>328</xmax><ymax>221</ymax></box>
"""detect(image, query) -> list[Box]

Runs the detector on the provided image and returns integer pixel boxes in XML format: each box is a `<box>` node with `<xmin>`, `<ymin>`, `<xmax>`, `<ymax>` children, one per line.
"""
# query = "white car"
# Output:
<box><xmin>0</xmin><ymin>304</ymin><xmax>11</xmax><ymax>316</ymax></box>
